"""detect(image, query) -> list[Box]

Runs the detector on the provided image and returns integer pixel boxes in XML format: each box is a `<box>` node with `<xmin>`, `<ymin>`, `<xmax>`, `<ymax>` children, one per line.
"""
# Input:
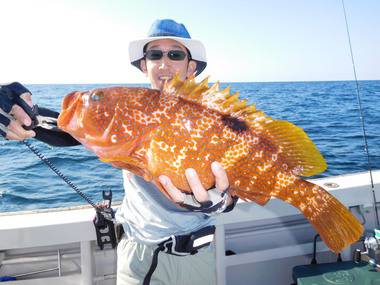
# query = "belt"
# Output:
<box><xmin>143</xmin><ymin>225</ymin><xmax>215</xmax><ymax>285</ymax></box>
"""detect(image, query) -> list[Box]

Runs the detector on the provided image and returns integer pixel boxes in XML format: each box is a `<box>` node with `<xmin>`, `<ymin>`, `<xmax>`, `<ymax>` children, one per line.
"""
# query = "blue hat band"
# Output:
<box><xmin>148</xmin><ymin>19</ymin><xmax>191</xmax><ymax>39</ymax></box>
<box><xmin>150</xmin><ymin>32</ymin><xmax>190</xmax><ymax>38</ymax></box>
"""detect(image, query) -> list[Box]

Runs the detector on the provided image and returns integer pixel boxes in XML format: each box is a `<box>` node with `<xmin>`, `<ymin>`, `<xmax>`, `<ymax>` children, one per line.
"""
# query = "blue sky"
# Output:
<box><xmin>1</xmin><ymin>0</ymin><xmax>379</xmax><ymax>83</ymax></box>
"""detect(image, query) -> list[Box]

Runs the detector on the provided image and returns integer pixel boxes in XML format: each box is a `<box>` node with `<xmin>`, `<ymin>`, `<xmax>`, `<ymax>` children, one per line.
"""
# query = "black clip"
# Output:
<box><xmin>93</xmin><ymin>190</ymin><xmax>117</xmax><ymax>250</ymax></box>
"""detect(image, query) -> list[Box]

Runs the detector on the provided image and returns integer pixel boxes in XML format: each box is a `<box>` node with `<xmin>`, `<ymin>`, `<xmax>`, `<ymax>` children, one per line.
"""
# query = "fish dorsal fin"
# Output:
<box><xmin>163</xmin><ymin>75</ymin><xmax>265</xmax><ymax>123</ymax></box>
<box><xmin>164</xmin><ymin>76</ymin><xmax>327</xmax><ymax>177</ymax></box>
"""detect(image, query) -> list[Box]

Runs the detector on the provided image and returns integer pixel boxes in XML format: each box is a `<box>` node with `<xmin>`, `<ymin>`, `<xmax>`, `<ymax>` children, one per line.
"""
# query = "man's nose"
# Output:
<box><xmin>158</xmin><ymin>56</ymin><xmax>171</xmax><ymax>69</ymax></box>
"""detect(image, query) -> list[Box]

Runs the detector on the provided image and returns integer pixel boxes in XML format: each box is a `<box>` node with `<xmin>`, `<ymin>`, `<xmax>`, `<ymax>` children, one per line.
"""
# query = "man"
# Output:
<box><xmin>0</xmin><ymin>19</ymin><xmax>237</xmax><ymax>284</ymax></box>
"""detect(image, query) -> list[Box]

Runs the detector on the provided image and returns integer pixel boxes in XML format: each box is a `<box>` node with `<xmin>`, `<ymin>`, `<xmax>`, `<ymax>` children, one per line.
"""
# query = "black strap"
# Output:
<box><xmin>179</xmin><ymin>190</ymin><xmax>228</xmax><ymax>214</ymax></box>
<box><xmin>142</xmin><ymin>225</ymin><xmax>215</xmax><ymax>284</ymax></box>
<box><xmin>143</xmin><ymin>243</ymin><xmax>165</xmax><ymax>285</ymax></box>
<box><xmin>34</xmin><ymin>126</ymin><xmax>81</xmax><ymax>146</ymax></box>
<box><xmin>223</xmin><ymin>195</ymin><xmax>239</xmax><ymax>213</ymax></box>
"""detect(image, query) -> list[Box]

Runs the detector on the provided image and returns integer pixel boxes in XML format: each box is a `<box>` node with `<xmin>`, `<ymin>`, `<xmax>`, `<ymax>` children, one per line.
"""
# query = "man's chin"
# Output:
<box><xmin>157</xmin><ymin>79</ymin><xmax>172</xmax><ymax>90</ymax></box>
<box><xmin>151</xmin><ymin>81</ymin><xmax>164</xmax><ymax>91</ymax></box>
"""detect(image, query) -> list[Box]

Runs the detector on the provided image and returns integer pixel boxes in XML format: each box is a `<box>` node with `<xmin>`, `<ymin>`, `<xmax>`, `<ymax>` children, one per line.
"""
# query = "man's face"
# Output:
<box><xmin>140</xmin><ymin>39</ymin><xmax>197</xmax><ymax>90</ymax></box>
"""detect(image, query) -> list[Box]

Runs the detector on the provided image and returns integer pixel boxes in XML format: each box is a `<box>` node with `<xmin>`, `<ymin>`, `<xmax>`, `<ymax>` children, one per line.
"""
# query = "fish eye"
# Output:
<box><xmin>90</xmin><ymin>91</ymin><xmax>104</xmax><ymax>102</ymax></box>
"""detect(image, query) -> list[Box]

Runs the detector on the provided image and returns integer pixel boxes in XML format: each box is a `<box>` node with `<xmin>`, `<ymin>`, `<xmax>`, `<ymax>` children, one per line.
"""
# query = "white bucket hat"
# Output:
<box><xmin>129</xmin><ymin>19</ymin><xmax>207</xmax><ymax>76</ymax></box>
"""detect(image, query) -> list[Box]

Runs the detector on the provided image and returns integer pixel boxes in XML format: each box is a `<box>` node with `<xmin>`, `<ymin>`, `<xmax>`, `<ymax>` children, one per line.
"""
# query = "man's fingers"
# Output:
<box><xmin>4</xmin><ymin>122</ymin><xmax>32</xmax><ymax>141</ymax></box>
<box><xmin>10</xmin><ymin>104</ymin><xmax>32</xmax><ymax>126</ymax></box>
<box><xmin>6</xmin><ymin>119</ymin><xmax>35</xmax><ymax>139</ymax></box>
<box><xmin>20</xmin><ymin>92</ymin><xmax>33</xmax><ymax>107</ymax></box>
<box><xmin>159</xmin><ymin>163</ymin><xmax>230</xmax><ymax>207</ymax></box>
<box><xmin>211</xmin><ymin>162</ymin><xmax>229</xmax><ymax>192</ymax></box>
<box><xmin>159</xmin><ymin>175</ymin><xmax>185</xmax><ymax>203</ymax></box>
<box><xmin>185</xmin><ymin>168</ymin><xmax>209</xmax><ymax>202</ymax></box>
<box><xmin>6</xmin><ymin>130</ymin><xmax>25</xmax><ymax>141</ymax></box>
<box><xmin>0</xmin><ymin>107</ymin><xmax>35</xmax><ymax>139</ymax></box>
<box><xmin>8</xmin><ymin>119</ymin><xmax>33</xmax><ymax>135</ymax></box>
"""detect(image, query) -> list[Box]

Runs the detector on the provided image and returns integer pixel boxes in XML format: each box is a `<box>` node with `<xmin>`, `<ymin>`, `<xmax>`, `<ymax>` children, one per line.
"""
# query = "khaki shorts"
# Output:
<box><xmin>117</xmin><ymin>236</ymin><xmax>216</xmax><ymax>285</ymax></box>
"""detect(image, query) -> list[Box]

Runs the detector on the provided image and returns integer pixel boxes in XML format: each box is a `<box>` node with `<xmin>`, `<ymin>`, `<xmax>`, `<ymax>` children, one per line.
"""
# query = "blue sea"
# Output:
<box><xmin>0</xmin><ymin>81</ymin><xmax>379</xmax><ymax>213</ymax></box>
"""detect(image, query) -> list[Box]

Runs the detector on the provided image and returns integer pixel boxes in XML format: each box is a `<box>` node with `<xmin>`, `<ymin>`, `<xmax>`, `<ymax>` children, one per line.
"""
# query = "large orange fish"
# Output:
<box><xmin>57</xmin><ymin>76</ymin><xmax>363</xmax><ymax>253</ymax></box>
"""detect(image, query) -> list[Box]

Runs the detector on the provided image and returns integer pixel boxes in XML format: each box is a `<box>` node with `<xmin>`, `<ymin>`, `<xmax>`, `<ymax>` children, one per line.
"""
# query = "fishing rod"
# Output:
<box><xmin>341</xmin><ymin>0</ymin><xmax>379</xmax><ymax>228</ymax></box>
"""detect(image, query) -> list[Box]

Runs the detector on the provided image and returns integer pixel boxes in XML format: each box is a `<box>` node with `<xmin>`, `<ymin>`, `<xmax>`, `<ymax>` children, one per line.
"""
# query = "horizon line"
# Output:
<box><xmin>24</xmin><ymin>78</ymin><xmax>380</xmax><ymax>85</ymax></box>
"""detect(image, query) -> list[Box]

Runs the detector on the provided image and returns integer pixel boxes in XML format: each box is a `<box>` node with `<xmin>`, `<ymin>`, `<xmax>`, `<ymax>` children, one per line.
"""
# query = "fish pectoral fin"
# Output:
<box><xmin>250</xmin><ymin>194</ymin><xmax>271</xmax><ymax>205</ymax></box>
<box><xmin>232</xmin><ymin>188</ymin><xmax>271</xmax><ymax>206</ymax></box>
<box><xmin>101</xmin><ymin>156</ymin><xmax>152</xmax><ymax>181</ymax></box>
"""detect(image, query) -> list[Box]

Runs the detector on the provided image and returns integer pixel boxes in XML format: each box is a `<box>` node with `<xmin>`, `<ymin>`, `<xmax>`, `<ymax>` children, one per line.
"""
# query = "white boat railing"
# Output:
<box><xmin>0</xmin><ymin>170</ymin><xmax>379</xmax><ymax>284</ymax></box>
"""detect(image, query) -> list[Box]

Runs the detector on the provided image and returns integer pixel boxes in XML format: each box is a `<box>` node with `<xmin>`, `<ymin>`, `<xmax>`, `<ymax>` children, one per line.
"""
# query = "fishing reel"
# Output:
<box><xmin>353</xmin><ymin>229</ymin><xmax>380</xmax><ymax>271</ymax></box>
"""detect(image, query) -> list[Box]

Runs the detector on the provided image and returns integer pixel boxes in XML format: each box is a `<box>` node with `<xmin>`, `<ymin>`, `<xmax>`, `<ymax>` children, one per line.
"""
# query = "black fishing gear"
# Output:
<box><xmin>0</xmin><ymin>82</ymin><xmax>32</xmax><ymax>137</ymax></box>
<box><xmin>0</xmin><ymin>82</ymin><xmax>117</xmax><ymax>250</ymax></box>
<box><xmin>13</xmin><ymin>89</ymin><xmax>117</xmax><ymax>249</ymax></box>
<box><xmin>93</xmin><ymin>191</ymin><xmax>118</xmax><ymax>249</ymax></box>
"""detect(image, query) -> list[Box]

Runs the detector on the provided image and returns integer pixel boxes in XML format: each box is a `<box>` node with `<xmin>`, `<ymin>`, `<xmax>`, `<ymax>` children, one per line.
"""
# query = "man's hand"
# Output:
<box><xmin>159</xmin><ymin>161</ymin><xmax>234</xmax><ymax>215</ymax></box>
<box><xmin>0</xmin><ymin>82</ymin><xmax>35</xmax><ymax>140</ymax></box>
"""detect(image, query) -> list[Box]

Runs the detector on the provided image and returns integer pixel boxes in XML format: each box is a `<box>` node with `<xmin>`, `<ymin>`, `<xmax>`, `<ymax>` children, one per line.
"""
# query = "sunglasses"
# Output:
<box><xmin>144</xmin><ymin>49</ymin><xmax>189</xmax><ymax>61</ymax></box>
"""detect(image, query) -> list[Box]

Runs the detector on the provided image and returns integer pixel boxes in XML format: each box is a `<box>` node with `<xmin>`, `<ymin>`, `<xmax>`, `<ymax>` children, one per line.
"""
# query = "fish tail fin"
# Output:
<box><xmin>273</xmin><ymin>179</ymin><xmax>363</xmax><ymax>253</ymax></box>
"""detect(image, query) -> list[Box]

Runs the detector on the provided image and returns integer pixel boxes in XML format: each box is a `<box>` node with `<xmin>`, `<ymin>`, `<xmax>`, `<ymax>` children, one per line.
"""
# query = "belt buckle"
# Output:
<box><xmin>161</xmin><ymin>226</ymin><xmax>216</xmax><ymax>256</ymax></box>
<box><xmin>187</xmin><ymin>225</ymin><xmax>215</xmax><ymax>253</ymax></box>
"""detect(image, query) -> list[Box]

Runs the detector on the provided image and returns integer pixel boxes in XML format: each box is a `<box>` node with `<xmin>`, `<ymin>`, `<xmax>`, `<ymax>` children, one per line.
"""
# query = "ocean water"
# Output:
<box><xmin>0</xmin><ymin>80</ymin><xmax>379</xmax><ymax>213</ymax></box>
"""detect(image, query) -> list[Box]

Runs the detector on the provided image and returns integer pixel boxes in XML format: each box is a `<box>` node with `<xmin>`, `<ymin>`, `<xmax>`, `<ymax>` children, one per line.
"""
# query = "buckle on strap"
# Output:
<box><xmin>160</xmin><ymin>225</ymin><xmax>215</xmax><ymax>256</ymax></box>
<box><xmin>142</xmin><ymin>225</ymin><xmax>216</xmax><ymax>285</ymax></box>
<box><xmin>93</xmin><ymin>190</ymin><xmax>117</xmax><ymax>250</ymax></box>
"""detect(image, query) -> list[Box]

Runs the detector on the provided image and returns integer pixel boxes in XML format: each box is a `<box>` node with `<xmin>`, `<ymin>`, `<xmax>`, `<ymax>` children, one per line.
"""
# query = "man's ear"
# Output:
<box><xmin>140</xmin><ymin>59</ymin><xmax>147</xmax><ymax>74</ymax></box>
<box><xmin>187</xmin><ymin>60</ymin><xmax>197</xmax><ymax>77</ymax></box>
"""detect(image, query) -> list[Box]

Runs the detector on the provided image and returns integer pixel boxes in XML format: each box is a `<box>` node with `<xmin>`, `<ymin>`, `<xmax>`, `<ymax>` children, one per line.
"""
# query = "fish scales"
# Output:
<box><xmin>58</xmin><ymin>75</ymin><xmax>363</xmax><ymax>253</ymax></box>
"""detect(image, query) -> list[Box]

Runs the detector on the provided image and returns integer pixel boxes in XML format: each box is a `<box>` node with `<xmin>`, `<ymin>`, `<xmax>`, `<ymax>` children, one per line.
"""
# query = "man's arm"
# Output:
<box><xmin>0</xmin><ymin>82</ymin><xmax>80</xmax><ymax>146</ymax></box>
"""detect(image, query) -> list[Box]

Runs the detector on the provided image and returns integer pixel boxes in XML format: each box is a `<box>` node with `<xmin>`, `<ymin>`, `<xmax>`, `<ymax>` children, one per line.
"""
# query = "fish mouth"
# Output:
<box><xmin>61</xmin><ymin>91</ymin><xmax>80</xmax><ymax>110</ymax></box>
<box><xmin>57</xmin><ymin>91</ymin><xmax>83</xmax><ymax>132</ymax></box>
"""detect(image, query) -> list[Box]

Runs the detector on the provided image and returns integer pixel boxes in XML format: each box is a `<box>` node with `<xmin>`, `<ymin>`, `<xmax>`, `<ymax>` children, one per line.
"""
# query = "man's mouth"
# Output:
<box><xmin>158</xmin><ymin>75</ymin><xmax>173</xmax><ymax>81</ymax></box>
